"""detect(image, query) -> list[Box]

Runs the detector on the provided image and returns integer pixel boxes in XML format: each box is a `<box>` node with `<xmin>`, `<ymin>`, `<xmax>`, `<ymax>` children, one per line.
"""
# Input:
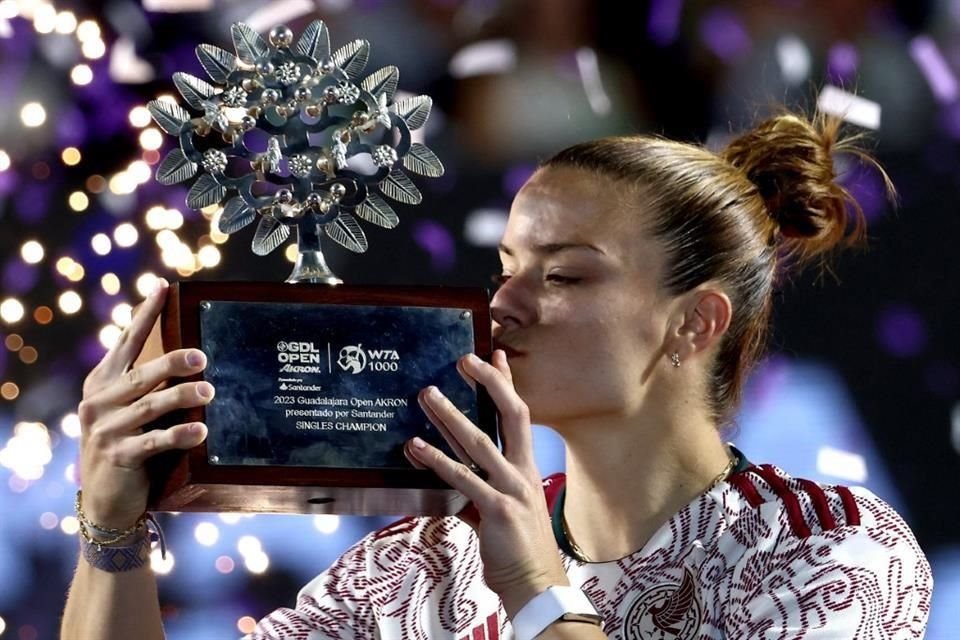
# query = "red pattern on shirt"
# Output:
<box><xmin>246</xmin><ymin>464</ymin><xmax>931</xmax><ymax>639</ymax></box>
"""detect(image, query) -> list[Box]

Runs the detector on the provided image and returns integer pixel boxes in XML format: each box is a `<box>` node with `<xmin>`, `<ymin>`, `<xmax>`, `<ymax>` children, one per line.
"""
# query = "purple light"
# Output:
<box><xmin>910</xmin><ymin>36</ymin><xmax>958</xmax><ymax>104</ymax></box>
<box><xmin>13</xmin><ymin>181</ymin><xmax>51</xmax><ymax>223</ymax></box>
<box><xmin>412</xmin><ymin>220</ymin><xmax>456</xmax><ymax>271</ymax></box>
<box><xmin>827</xmin><ymin>42</ymin><xmax>859</xmax><ymax>84</ymax></box>
<box><xmin>78</xmin><ymin>336</ymin><xmax>108</xmax><ymax>369</ymax></box>
<box><xmin>3</xmin><ymin>259</ymin><xmax>38</xmax><ymax>295</ymax></box>
<box><xmin>876</xmin><ymin>306</ymin><xmax>928</xmax><ymax>358</ymax></box>
<box><xmin>91</xmin><ymin>290</ymin><xmax>116</xmax><ymax>323</ymax></box>
<box><xmin>55</xmin><ymin>107</ymin><xmax>89</xmax><ymax>149</ymax></box>
<box><xmin>699</xmin><ymin>8</ymin><xmax>751</xmax><ymax>61</ymax></box>
<box><xmin>503</xmin><ymin>164</ymin><xmax>535</xmax><ymax>197</ymax></box>
<box><xmin>938</xmin><ymin>103</ymin><xmax>960</xmax><ymax>140</ymax></box>
<box><xmin>742</xmin><ymin>354</ymin><xmax>791</xmax><ymax>409</ymax></box>
<box><xmin>0</xmin><ymin>170</ymin><xmax>18</xmax><ymax>196</ymax></box>
<box><xmin>649</xmin><ymin>0</ymin><xmax>684</xmax><ymax>46</ymax></box>
<box><xmin>840</xmin><ymin>162</ymin><xmax>888</xmax><ymax>223</ymax></box>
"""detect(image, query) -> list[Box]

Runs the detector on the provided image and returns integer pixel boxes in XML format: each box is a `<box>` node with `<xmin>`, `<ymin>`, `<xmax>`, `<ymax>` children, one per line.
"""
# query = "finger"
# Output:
<box><xmin>458</xmin><ymin>353</ymin><xmax>533</xmax><ymax>466</ymax></box>
<box><xmin>95</xmin><ymin>380</ymin><xmax>215</xmax><ymax>436</ymax></box>
<box><xmin>403</xmin><ymin>443</ymin><xmax>429</xmax><ymax>470</ymax></box>
<box><xmin>420</xmin><ymin>386</ymin><xmax>511</xmax><ymax>482</ymax></box>
<box><xmin>455</xmin><ymin>357</ymin><xmax>477</xmax><ymax>391</ymax></box>
<box><xmin>418</xmin><ymin>388</ymin><xmax>476</xmax><ymax>468</ymax></box>
<box><xmin>98</xmin><ymin>279</ymin><xmax>170</xmax><ymax>381</ymax></box>
<box><xmin>111</xmin><ymin>422</ymin><xmax>208</xmax><ymax>468</ymax></box>
<box><xmin>492</xmin><ymin>349</ymin><xmax>513</xmax><ymax>383</ymax></box>
<box><xmin>86</xmin><ymin>349</ymin><xmax>208</xmax><ymax>419</ymax></box>
<box><xmin>405</xmin><ymin>436</ymin><xmax>494</xmax><ymax>506</ymax></box>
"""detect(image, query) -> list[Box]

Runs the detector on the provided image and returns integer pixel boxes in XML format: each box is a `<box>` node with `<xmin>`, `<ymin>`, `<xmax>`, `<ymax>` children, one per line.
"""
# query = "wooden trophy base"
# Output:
<box><xmin>142</xmin><ymin>281</ymin><xmax>495</xmax><ymax>516</ymax></box>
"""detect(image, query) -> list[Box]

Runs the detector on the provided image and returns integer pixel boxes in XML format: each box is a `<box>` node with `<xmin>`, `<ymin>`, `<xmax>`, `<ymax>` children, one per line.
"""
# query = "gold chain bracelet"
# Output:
<box><xmin>74</xmin><ymin>489</ymin><xmax>148</xmax><ymax>548</ymax></box>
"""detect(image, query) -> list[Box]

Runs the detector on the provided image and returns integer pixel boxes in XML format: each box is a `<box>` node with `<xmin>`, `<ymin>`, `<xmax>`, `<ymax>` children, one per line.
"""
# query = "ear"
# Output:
<box><xmin>668</xmin><ymin>288</ymin><xmax>732</xmax><ymax>361</ymax></box>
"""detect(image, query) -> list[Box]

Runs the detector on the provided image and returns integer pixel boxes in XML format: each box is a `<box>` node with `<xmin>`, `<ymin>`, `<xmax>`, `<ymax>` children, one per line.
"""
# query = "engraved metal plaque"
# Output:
<box><xmin>200</xmin><ymin>301</ymin><xmax>478</xmax><ymax>468</ymax></box>
<box><xmin>144</xmin><ymin>281</ymin><xmax>495</xmax><ymax>516</ymax></box>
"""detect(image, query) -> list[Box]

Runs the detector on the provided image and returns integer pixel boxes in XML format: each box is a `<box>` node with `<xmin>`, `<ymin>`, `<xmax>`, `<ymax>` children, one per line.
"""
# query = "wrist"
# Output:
<box><xmin>79</xmin><ymin>494</ymin><xmax>144</xmax><ymax>532</ymax></box>
<box><xmin>499</xmin><ymin>575</ymin><xmax>570</xmax><ymax>620</ymax></box>
<box><xmin>511</xmin><ymin>585</ymin><xmax>604</xmax><ymax>640</ymax></box>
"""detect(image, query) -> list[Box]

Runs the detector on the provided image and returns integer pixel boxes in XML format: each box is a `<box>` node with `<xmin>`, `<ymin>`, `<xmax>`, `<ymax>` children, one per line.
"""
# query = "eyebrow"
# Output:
<box><xmin>498</xmin><ymin>242</ymin><xmax>606</xmax><ymax>256</ymax></box>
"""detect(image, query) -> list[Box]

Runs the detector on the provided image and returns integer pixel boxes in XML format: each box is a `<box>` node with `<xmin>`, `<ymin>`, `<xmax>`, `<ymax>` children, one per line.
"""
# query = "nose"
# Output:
<box><xmin>490</xmin><ymin>276</ymin><xmax>534</xmax><ymax>329</ymax></box>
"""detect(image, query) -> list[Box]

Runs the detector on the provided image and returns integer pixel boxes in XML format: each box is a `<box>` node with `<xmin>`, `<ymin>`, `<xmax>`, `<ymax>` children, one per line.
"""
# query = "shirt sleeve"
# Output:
<box><xmin>726</xmin><ymin>515</ymin><xmax>932</xmax><ymax>638</ymax></box>
<box><xmin>241</xmin><ymin>535</ymin><xmax>376</xmax><ymax>640</ymax></box>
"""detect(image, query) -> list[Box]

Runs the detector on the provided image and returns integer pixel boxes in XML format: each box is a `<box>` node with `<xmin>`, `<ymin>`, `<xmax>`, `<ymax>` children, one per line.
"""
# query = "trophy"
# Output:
<box><xmin>142</xmin><ymin>21</ymin><xmax>496</xmax><ymax>516</ymax></box>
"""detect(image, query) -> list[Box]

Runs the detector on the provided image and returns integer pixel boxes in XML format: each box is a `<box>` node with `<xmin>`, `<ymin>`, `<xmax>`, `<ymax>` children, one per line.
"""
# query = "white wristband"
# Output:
<box><xmin>512</xmin><ymin>585</ymin><xmax>604</xmax><ymax>640</ymax></box>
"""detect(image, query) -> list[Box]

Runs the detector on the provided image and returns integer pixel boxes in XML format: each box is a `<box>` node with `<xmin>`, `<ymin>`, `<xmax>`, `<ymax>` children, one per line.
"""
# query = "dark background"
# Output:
<box><xmin>0</xmin><ymin>0</ymin><xmax>957</xmax><ymax>637</ymax></box>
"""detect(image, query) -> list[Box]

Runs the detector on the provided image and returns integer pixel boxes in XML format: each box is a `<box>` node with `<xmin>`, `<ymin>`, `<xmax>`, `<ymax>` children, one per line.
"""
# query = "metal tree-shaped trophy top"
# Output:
<box><xmin>148</xmin><ymin>21</ymin><xmax>444</xmax><ymax>284</ymax></box>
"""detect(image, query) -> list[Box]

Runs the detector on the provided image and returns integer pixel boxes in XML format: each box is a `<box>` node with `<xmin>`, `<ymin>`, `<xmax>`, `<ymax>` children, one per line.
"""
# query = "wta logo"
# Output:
<box><xmin>337</xmin><ymin>344</ymin><xmax>400</xmax><ymax>374</ymax></box>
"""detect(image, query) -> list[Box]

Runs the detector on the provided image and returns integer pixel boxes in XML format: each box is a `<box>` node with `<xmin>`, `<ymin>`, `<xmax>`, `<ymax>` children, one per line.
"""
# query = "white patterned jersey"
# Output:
<box><xmin>245</xmin><ymin>462</ymin><xmax>932</xmax><ymax>639</ymax></box>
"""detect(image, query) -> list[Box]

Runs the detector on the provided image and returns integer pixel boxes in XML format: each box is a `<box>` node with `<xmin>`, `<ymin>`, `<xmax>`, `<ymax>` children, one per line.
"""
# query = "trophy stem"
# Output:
<box><xmin>286</xmin><ymin>223</ymin><xmax>343</xmax><ymax>285</ymax></box>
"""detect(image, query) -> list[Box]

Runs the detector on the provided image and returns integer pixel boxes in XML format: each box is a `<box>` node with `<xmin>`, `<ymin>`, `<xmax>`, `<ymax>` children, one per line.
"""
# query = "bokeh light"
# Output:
<box><xmin>33</xmin><ymin>306</ymin><xmax>52</xmax><ymax>324</ymax></box>
<box><xmin>100</xmin><ymin>273</ymin><xmax>121</xmax><ymax>295</ymax></box>
<box><xmin>237</xmin><ymin>616</ymin><xmax>257</xmax><ymax>635</ymax></box>
<box><xmin>113</xmin><ymin>223</ymin><xmax>139</xmax><ymax>247</ymax></box>
<box><xmin>61</xmin><ymin>413</ymin><xmax>81</xmax><ymax>439</ymax></box>
<box><xmin>90</xmin><ymin>233</ymin><xmax>112</xmax><ymax>256</ymax></box>
<box><xmin>0</xmin><ymin>299</ymin><xmax>25</xmax><ymax>324</ymax></box>
<box><xmin>70</xmin><ymin>64</ymin><xmax>93</xmax><ymax>86</ymax></box>
<box><xmin>151</xmin><ymin>549</ymin><xmax>175</xmax><ymax>575</ymax></box>
<box><xmin>76</xmin><ymin>19</ymin><xmax>100</xmax><ymax>41</ymax></box>
<box><xmin>194</xmin><ymin>522</ymin><xmax>220</xmax><ymax>546</ymax></box>
<box><xmin>139</xmin><ymin>128</ymin><xmax>164</xmax><ymax>151</ymax></box>
<box><xmin>58</xmin><ymin>291</ymin><xmax>82</xmax><ymax>315</ymax></box>
<box><xmin>60</xmin><ymin>516</ymin><xmax>79</xmax><ymax>536</ymax></box>
<box><xmin>98</xmin><ymin>325</ymin><xmax>122</xmax><ymax>349</ymax></box>
<box><xmin>68</xmin><ymin>191</ymin><xmax>89</xmax><ymax>212</ymax></box>
<box><xmin>0</xmin><ymin>382</ymin><xmax>19</xmax><ymax>401</ymax></box>
<box><xmin>20</xmin><ymin>240</ymin><xmax>44</xmax><ymax>264</ymax></box>
<box><xmin>0</xmin><ymin>4</ymin><xmax>957</xmax><ymax>637</ymax></box>
<box><xmin>129</xmin><ymin>106</ymin><xmax>152</xmax><ymax>128</ymax></box>
<box><xmin>135</xmin><ymin>272</ymin><xmax>158</xmax><ymax>297</ymax></box>
<box><xmin>20</xmin><ymin>102</ymin><xmax>46</xmax><ymax>128</ymax></box>
<box><xmin>61</xmin><ymin>147</ymin><xmax>82</xmax><ymax>166</ymax></box>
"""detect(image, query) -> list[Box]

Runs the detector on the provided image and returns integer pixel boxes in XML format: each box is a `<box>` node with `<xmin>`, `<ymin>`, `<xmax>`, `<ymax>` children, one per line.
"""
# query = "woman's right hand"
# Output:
<box><xmin>77</xmin><ymin>279</ymin><xmax>213</xmax><ymax>529</ymax></box>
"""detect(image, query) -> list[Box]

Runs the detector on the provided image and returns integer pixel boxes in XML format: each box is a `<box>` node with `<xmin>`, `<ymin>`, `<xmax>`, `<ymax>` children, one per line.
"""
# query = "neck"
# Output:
<box><xmin>553</xmin><ymin>407</ymin><xmax>731</xmax><ymax>562</ymax></box>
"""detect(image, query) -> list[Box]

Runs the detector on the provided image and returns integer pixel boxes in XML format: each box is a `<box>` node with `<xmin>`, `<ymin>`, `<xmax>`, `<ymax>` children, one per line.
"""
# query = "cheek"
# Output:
<box><xmin>510</xmin><ymin>338</ymin><xmax>640</xmax><ymax>422</ymax></box>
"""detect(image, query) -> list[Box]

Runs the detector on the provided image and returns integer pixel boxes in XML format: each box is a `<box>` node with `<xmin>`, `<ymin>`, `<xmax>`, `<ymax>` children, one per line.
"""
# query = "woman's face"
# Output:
<box><xmin>492</xmin><ymin>166</ymin><xmax>675</xmax><ymax>426</ymax></box>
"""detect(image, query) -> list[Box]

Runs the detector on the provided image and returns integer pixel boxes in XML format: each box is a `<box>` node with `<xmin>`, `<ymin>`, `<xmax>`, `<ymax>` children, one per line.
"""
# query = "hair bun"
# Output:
<box><xmin>721</xmin><ymin>112</ymin><xmax>892</xmax><ymax>265</ymax></box>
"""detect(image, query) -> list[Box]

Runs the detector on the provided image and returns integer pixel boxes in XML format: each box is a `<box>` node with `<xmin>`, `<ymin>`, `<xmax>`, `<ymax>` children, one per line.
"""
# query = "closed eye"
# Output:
<box><xmin>545</xmin><ymin>274</ymin><xmax>581</xmax><ymax>285</ymax></box>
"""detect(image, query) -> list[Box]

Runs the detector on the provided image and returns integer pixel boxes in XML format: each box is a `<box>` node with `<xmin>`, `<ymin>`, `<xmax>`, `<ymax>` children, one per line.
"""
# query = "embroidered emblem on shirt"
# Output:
<box><xmin>622</xmin><ymin>568</ymin><xmax>702</xmax><ymax>639</ymax></box>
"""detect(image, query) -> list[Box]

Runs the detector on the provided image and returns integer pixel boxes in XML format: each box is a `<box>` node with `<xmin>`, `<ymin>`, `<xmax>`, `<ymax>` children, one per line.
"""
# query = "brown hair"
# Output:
<box><xmin>543</xmin><ymin>112</ymin><xmax>893</xmax><ymax>424</ymax></box>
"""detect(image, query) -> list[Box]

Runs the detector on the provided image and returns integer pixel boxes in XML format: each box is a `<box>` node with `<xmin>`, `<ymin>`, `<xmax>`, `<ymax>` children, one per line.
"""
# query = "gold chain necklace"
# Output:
<box><xmin>561</xmin><ymin>450</ymin><xmax>738</xmax><ymax>563</ymax></box>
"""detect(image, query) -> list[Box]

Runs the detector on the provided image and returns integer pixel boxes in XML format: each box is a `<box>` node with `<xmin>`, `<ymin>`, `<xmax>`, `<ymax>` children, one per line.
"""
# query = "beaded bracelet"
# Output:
<box><xmin>75</xmin><ymin>489</ymin><xmax>166</xmax><ymax>573</ymax></box>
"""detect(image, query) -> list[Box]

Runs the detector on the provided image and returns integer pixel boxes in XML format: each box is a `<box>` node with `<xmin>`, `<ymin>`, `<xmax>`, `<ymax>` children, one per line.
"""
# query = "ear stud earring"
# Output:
<box><xmin>670</xmin><ymin>352</ymin><xmax>680</xmax><ymax>367</ymax></box>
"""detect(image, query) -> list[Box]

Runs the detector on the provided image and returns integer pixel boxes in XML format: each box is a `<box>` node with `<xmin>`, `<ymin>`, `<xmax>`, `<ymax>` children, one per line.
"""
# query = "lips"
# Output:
<box><xmin>493</xmin><ymin>341</ymin><xmax>525</xmax><ymax>357</ymax></box>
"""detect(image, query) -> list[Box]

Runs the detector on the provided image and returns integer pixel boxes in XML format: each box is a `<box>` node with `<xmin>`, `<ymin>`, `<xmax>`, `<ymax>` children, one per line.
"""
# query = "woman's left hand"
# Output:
<box><xmin>404</xmin><ymin>349</ymin><xmax>569</xmax><ymax>617</ymax></box>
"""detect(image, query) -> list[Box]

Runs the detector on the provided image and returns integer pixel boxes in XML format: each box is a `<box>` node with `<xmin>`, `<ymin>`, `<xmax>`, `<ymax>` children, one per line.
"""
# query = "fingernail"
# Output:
<box><xmin>188</xmin><ymin>422</ymin><xmax>205</xmax><ymax>434</ymax></box>
<box><xmin>151</xmin><ymin>278</ymin><xmax>168</xmax><ymax>297</ymax></box>
<box><xmin>427</xmin><ymin>386</ymin><xmax>442</xmax><ymax>400</ymax></box>
<box><xmin>466</xmin><ymin>353</ymin><xmax>482</xmax><ymax>365</ymax></box>
<box><xmin>198</xmin><ymin>382</ymin><xmax>215</xmax><ymax>398</ymax></box>
<box><xmin>187</xmin><ymin>351</ymin><xmax>205</xmax><ymax>367</ymax></box>
<box><xmin>410</xmin><ymin>437</ymin><xmax>427</xmax><ymax>449</ymax></box>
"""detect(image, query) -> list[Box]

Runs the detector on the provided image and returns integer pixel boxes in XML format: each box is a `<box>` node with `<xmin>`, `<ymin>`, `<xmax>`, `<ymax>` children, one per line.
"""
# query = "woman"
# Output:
<box><xmin>62</xmin><ymin>112</ymin><xmax>931</xmax><ymax>639</ymax></box>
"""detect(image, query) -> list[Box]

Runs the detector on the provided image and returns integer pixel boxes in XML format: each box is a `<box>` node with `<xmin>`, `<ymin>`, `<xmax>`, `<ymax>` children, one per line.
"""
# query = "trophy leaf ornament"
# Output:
<box><xmin>147</xmin><ymin>21</ymin><xmax>445</xmax><ymax>283</ymax></box>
